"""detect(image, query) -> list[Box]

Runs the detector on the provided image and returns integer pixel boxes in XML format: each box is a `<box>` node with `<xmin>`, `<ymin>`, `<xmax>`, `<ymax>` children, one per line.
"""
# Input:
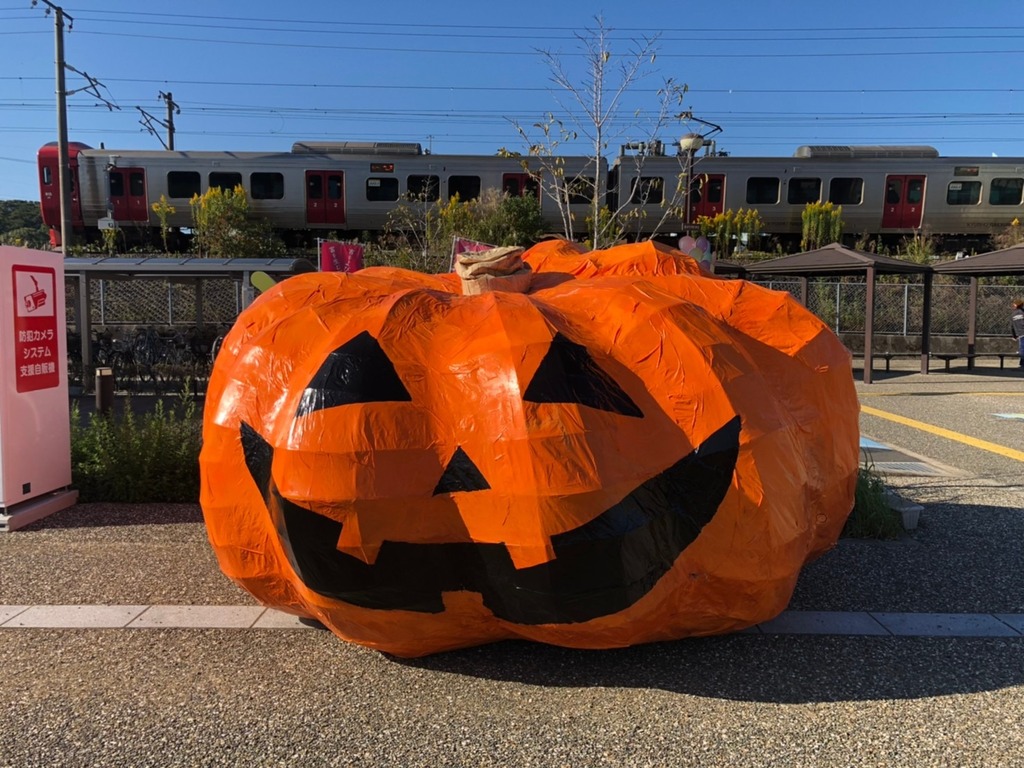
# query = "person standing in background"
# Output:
<box><xmin>1012</xmin><ymin>301</ymin><xmax>1024</xmax><ymax>369</ymax></box>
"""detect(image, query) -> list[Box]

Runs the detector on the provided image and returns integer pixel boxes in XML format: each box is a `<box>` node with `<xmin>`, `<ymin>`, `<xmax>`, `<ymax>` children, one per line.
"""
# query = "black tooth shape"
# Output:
<box><xmin>297</xmin><ymin>330</ymin><xmax>412</xmax><ymax>417</ymax></box>
<box><xmin>254</xmin><ymin>415</ymin><xmax>741</xmax><ymax>626</ymax></box>
<box><xmin>523</xmin><ymin>332</ymin><xmax>643</xmax><ymax>418</ymax></box>
<box><xmin>432</xmin><ymin>446</ymin><xmax>491</xmax><ymax>495</ymax></box>
<box><xmin>240</xmin><ymin>421</ymin><xmax>274</xmax><ymax>496</ymax></box>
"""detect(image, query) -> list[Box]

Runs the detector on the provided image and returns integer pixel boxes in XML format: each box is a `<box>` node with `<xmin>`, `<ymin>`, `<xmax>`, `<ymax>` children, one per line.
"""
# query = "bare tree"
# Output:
<box><xmin>513</xmin><ymin>17</ymin><xmax>694</xmax><ymax>249</ymax></box>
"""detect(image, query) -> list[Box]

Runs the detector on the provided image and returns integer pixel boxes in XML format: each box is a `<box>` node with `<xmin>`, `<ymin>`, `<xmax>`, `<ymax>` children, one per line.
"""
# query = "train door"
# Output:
<box><xmin>502</xmin><ymin>172</ymin><xmax>540</xmax><ymax>200</ymax></box>
<box><xmin>108</xmin><ymin>167</ymin><xmax>148</xmax><ymax>221</ymax></box>
<box><xmin>305</xmin><ymin>170</ymin><xmax>345</xmax><ymax>225</ymax></box>
<box><xmin>690</xmin><ymin>173</ymin><xmax>725</xmax><ymax>221</ymax></box>
<box><xmin>881</xmin><ymin>175</ymin><xmax>926</xmax><ymax>229</ymax></box>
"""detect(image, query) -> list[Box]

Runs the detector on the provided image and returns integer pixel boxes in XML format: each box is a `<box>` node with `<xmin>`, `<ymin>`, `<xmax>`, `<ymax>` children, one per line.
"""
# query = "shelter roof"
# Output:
<box><xmin>932</xmin><ymin>245</ymin><xmax>1024</xmax><ymax>277</ymax></box>
<box><xmin>62</xmin><ymin>256</ymin><xmax>317</xmax><ymax>279</ymax></box>
<box><xmin>743</xmin><ymin>242</ymin><xmax>931</xmax><ymax>277</ymax></box>
<box><xmin>711</xmin><ymin>260</ymin><xmax>746</xmax><ymax>277</ymax></box>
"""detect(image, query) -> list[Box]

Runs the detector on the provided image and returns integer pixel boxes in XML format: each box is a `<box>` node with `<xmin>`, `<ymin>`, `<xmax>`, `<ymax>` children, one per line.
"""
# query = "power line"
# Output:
<box><xmin>3</xmin><ymin>75</ymin><xmax>1020</xmax><ymax>97</ymax></box>
<box><xmin>31</xmin><ymin>9</ymin><xmax>1024</xmax><ymax>34</ymax></box>
<box><xmin>69</xmin><ymin>30</ymin><xmax>1024</xmax><ymax>58</ymax></box>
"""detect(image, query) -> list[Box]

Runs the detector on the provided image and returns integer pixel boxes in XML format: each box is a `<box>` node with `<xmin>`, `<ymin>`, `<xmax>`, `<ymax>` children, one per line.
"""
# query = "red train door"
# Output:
<box><xmin>305</xmin><ymin>170</ymin><xmax>345</xmax><ymax>225</ymax></box>
<box><xmin>109</xmin><ymin>168</ymin><xmax>148</xmax><ymax>221</ymax></box>
<box><xmin>881</xmin><ymin>175</ymin><xmax>926</xmax><ymax>229</ymax></box>
<box><xmin>690</xmin><ymin>173</ymin><xmax>725</xmax><ymax>220</ymax></box>
<box><xmin>502</xmin><ymin>172</ymin><xmax>540</xmax><ymax>200</ymax></box>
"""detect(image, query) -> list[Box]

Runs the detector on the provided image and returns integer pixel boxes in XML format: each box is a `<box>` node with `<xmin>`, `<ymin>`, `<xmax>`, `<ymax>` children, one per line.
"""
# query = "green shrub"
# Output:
<box><xmin>70</xmin><ymin>389</ymin><xmax>202</xmax><ymax>503</ymax></box>
<box><xmin>842</xmin><ymin>464</ymin><xmax>904</xmax><ymax>539</ymax></box>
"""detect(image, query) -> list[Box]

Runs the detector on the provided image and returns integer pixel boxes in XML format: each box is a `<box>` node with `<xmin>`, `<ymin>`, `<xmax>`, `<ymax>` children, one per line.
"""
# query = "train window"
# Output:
<box><xmin>366</xmin><ymin>177</ymin><xmax>399</xmax><ymax>202</ymax></box>
<box><xmin>705</xmin><ymin>177</ymin><xmax>723</xmax><ymax>204</ymax></box>
<box><xmin>251</xmin><ymin>172</ymin><xmax>284</xmax><ymax>200</ymax></box>
<box><xmin>946</xmin><ymin>181</ymin><xmax>981</xmax><ymax>206</ymax></box>
<box><xmin>209</xmin><ymin>172</ymin><xmax>242</xmax><ymax>191</ymax></box>
<box><xmin>130</xmin><ymin>172</ymin><xmax>145</xmax><ymax>196</ymax></box>
<box><xmin>567</xmin><ymin>177</ymin><xmax>595</xmax><ymax>205</ymax></box>
<box><xmin>307</xmin><ymin>175</ymin><xmax>323</xmax><ymax>199</ymax></box>
<box><xmin>41</xmin><ymin>166</ymin><xmax>52</xmax><ymax>186</ymax></box>
<box><xmin>407</xmin><ymin>174</ymin><xmax>440</xmax><ymax>202</ymax></box>
<box><xmin>787</xmin><ymin>178</ymin><xmax>821</xmax><ymax>205</ymax></box>
<box><xmin>829</xmin><ymin>177</ymin><xmax>863</xmax><ymax>205</ymax></box>
<box><xmin>328</xmin><ymin>175</ymin><xmax>342</xmax><ymax>200</ymax></box>
<box><xmin>907</xmin><ymin>179</ymin><xmax>923</xmax><ymax>205</ymax></box>
<box><xmin>989</xmin><ymin>178</ymin><xmax>1024</xmax><ymax>206</ymax></box>
<box><xmin>746</xmin><ymin>177</ymin><xmax>779</xmax><ymax>205</ymax></box>
<box><xmin>630</xmin><ymin>177</ymin><xmax>664</xmax><ymax>205</ymax></box>
<box><xmin>886</xmin><ymin>180</ymin><xmax>901</xmax><ymax>204</ymax></box>
<box><xmin>167</xmin><ymin>171</ymin><xmax>200</xmax><ymax>199</ymax></box>
<box><xmin>109</xmin><ymin>173</ymin><xmax>125</xmax><ymax>197</ymax></box>
<box><xmin>449</xmin><ymin>175</ymin><xmax>481</xmax><ymax>201</ymax></box>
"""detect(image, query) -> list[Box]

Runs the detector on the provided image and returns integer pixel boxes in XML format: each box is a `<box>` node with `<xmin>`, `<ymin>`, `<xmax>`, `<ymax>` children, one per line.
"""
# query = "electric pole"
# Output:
<box><xmin>34</xmin><ymin>0</ymin><xmax>74</xmax><ymax>253</ymax></box>
<box><xmin>160</xmin><ymin>91</ymin><xmax>179</xmax><ymax>150</ymax></box>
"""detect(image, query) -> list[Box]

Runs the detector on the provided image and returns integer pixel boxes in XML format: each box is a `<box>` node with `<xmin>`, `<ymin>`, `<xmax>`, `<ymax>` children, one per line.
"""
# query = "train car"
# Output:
<box><xmin>38</xmin><ymin>140</ymin><xmax>1024</xmax><ymax>249</ymax></box>
<box><xmin>37</xmin><ymin>141</ymin><xmax>605</xmax><ymax>246</ymax></box>
<box><xmin>611</xmin><ymin>144</ymin><xmax>1024</xmax><ymax>247</ymax></box>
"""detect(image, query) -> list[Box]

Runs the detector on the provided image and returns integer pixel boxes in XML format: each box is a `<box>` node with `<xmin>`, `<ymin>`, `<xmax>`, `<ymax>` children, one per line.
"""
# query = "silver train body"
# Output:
<box><xmin>37</xmin><ymin>141</ymin><xmax>1024</xmax><ymax>245</ymax></box>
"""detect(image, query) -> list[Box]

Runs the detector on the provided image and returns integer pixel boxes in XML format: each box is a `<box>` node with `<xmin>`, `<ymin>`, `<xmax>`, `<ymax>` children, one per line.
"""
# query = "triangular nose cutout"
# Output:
<box><xmin>432</xmin><ymin>446</ymin><xmax>491</xmax><ymax>495</ymax></box>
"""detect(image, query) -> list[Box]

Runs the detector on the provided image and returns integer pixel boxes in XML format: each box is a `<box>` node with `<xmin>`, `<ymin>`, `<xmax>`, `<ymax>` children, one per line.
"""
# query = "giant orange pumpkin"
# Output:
<box><xmin>200</xmin><ymin>240</ymin><xmax>859</xmax><ymax>657</ymax></box>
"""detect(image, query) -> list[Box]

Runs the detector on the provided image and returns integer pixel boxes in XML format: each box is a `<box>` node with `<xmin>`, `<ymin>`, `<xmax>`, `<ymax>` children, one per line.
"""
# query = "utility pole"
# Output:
<box><xmin>34</xmin><ymin>1</ymin><xmax>74</xmax><ymax>254</ymax></box>
<box><xmin>160</xmin><ymin>91</ymin><xmax>179</xmax><ymax>150</ymax></box>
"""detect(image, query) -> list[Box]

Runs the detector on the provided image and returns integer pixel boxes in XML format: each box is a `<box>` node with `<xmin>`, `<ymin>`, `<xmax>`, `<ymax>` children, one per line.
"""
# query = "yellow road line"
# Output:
<box><xmin>860</xmin><ymin>404</ymin><xmax>1024</xmax><ymax>463</ymax></box>
<box><xmin>859</xmin><ymin>391</ymin><xmax>1024</xmax><ymax>398</ymax></box>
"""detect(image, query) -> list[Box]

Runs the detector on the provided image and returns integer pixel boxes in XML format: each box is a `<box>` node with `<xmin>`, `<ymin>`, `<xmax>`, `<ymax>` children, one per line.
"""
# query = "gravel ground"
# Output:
<box><xmin>1</xmin><ymin>371</ymin><xmax>1023</xmax><ymax>767</ymax></box>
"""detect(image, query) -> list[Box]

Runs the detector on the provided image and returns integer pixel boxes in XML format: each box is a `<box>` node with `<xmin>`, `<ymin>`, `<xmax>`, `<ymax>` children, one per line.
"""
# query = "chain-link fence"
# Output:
<box><xmin>64</xmin><ymin>277</ymin><xmax>244</xmax><ymax>393</ymax></box>
<box><xmin>754</xmin><ymin>279</ymin><xmax>1024</xmax><ymax>338</ymax></box>
<box><xmin>62</xmin><ymin>274</ymin><xmax>1024</xmax><ymax>391</ymax></box>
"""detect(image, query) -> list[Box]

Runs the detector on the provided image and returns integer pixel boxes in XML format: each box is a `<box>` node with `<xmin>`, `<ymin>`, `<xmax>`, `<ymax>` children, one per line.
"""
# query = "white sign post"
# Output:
<box><xmin>0</xmin><ymin>246</ymin><xmax>78</xmax><ymax>531</ymax></box>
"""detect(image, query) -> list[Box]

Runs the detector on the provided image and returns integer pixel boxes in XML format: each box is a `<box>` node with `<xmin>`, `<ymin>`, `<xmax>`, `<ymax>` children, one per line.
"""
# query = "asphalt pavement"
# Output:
<box><xmin>1</xmin><ymin>357</ymin><xmax>1022</xmax><ymax>767</ymax></box>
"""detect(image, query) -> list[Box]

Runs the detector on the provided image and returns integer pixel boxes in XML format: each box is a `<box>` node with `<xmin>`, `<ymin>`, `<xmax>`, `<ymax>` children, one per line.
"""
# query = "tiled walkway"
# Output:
<box><xmin>1</xmin><ymin>605</ymin><xmax>1022</xmax><ymax>637</ymax></box>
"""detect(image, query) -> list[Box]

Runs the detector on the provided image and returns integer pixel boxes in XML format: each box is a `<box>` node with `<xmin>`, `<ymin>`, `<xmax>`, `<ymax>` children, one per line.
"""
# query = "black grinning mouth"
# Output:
<box><xmin>240</xmin><ymin>416</ymin><xmax>740</xmax><ymax>625</ymax></box>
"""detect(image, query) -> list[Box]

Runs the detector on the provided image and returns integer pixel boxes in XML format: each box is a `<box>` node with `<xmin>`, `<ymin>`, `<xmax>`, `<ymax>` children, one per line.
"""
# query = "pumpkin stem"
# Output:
<box><xmin>455</xmin><ymin>246</ymin><xmax>532</xmax><ymax>295</ymax></box>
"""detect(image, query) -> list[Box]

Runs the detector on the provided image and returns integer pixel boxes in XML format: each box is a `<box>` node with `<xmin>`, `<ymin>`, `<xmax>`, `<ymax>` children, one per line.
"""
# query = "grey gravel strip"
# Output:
<box><xmin>1</xmin><ymin>606</ymin><xmax>1023</xmax><ymax>636</ymax></box>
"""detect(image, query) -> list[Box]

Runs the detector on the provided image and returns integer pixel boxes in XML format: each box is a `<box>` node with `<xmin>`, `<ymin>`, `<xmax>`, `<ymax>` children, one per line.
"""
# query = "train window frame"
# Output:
<box><xmin>448</xmin><ymin>175</ymin><xmax>481</xmax><ymax>202</ymax></box>
<box><xmin>129</xmin><ymin>172</ymin><xmax>145</xmax><ymax>197</ymax></box>
<box><xmin>746</xmin><ymin>177</ymin><xmax>780</xmax><ymax>205</ymax></box>
<box><xmin>167</xmin><ymin>171</ymin><xmax>200</xmax><ymax>199</ymax></box>
<box><xmin>109</xmin><ymin>172</ymin><xmax>125</xmax><ymax>198</ymax></box>
<box><xmin>946</xmin><ymin>180</ymin><xmax>981</xmax><ymax>206</ymax></box>
<box><xmin>989</xmin><ymin>177</ymin><xmax>1024</xmax><ymax>206</ymax></box>
<box><xmin>366</xmin><ymin>177</ymin><xmax>399</xmax><ymax>202</ymax></box>
<box><xmin>828</xmin><ymin>177</ymin><xmax>864</xmax><ymax>206</ymax></box>
<box><xmin>629</xmin><ymin>176</ymin><xmax>665</xmax><ymax>205</ymax></box>
<box><xmin>407</xmin><ymin>174</ymin><xmax>440</xmax><ymax>202</ymax></box>
<box><xmin>251</xmin><ymin>172</ymin><xmax>284</xmax><ymax>200</ymax></box>
<box><xmin>327</xmin><ymin>174</ymin><xmax>342</xmax><ymax>200</ymax></box>
<box><xmin>787</xmin><ymin>177</ymin><xmax>822</xmax><ymax>205</ymax></box>
<box><xmin>209</xmin><ymin>171</ymin><xmax>243</xmax><ymax>191</ymax></box>
<box><xmin>694</xmin><ymin>176</ymin><xmax>724</xmax><ymax>205</ymax></box>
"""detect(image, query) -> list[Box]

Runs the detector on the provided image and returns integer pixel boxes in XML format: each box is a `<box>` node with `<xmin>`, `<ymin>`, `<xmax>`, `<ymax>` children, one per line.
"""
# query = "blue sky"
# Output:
<box><xmin>2</xmin><ymin>0</ymin><xmax>1022</xmax><ymax>201</ymax></box>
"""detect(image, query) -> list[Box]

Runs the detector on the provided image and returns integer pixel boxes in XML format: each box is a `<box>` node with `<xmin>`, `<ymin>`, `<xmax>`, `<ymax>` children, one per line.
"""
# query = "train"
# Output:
<box><xmin>37</xmin><ymin>139</ymin><xmax>1024</xmax><ymax>250</ymax></box>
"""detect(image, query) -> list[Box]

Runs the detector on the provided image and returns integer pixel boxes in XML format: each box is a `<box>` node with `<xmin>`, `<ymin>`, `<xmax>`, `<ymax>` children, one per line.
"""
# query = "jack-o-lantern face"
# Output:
<box><xmin>200</xmin><ymin>240</ymin><xmax>859</xmax><ymax>657</ymax></box>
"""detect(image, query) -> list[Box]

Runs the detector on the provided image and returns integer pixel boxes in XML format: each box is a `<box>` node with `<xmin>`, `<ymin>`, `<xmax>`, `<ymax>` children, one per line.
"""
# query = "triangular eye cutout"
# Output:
<box><xmin>297</xmin><ymin>330</ymin><xmax>412</xmax><ymax>417</ymax></box>
<box><xmin>432</xmin><ymin>446</ymin><xmax>491</xmax><ymax>495</ymax></box>
<box><xmin>523</xmin><ymin>333</ymin><xmax>643</xmax><ymax>417</ymax></box>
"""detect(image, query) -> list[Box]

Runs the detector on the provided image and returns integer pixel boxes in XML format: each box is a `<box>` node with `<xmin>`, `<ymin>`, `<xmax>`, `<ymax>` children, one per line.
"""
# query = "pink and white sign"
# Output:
<box><xmin>12</xmin><ymin>265</ymin><xmax>59</xmax><ymax>393</ymax></box>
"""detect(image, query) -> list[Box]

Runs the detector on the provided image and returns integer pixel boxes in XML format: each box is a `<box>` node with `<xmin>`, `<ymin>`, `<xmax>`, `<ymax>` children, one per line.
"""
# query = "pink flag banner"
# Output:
<box><xmin>320</xmin><ymin>241</ymin><xmax>364</xmax><ymax>273</ymax></box>
<box><xmin>449</xmin><ymin>236</ymin><xmax>496</xmax><ymax>272</ymax></box>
